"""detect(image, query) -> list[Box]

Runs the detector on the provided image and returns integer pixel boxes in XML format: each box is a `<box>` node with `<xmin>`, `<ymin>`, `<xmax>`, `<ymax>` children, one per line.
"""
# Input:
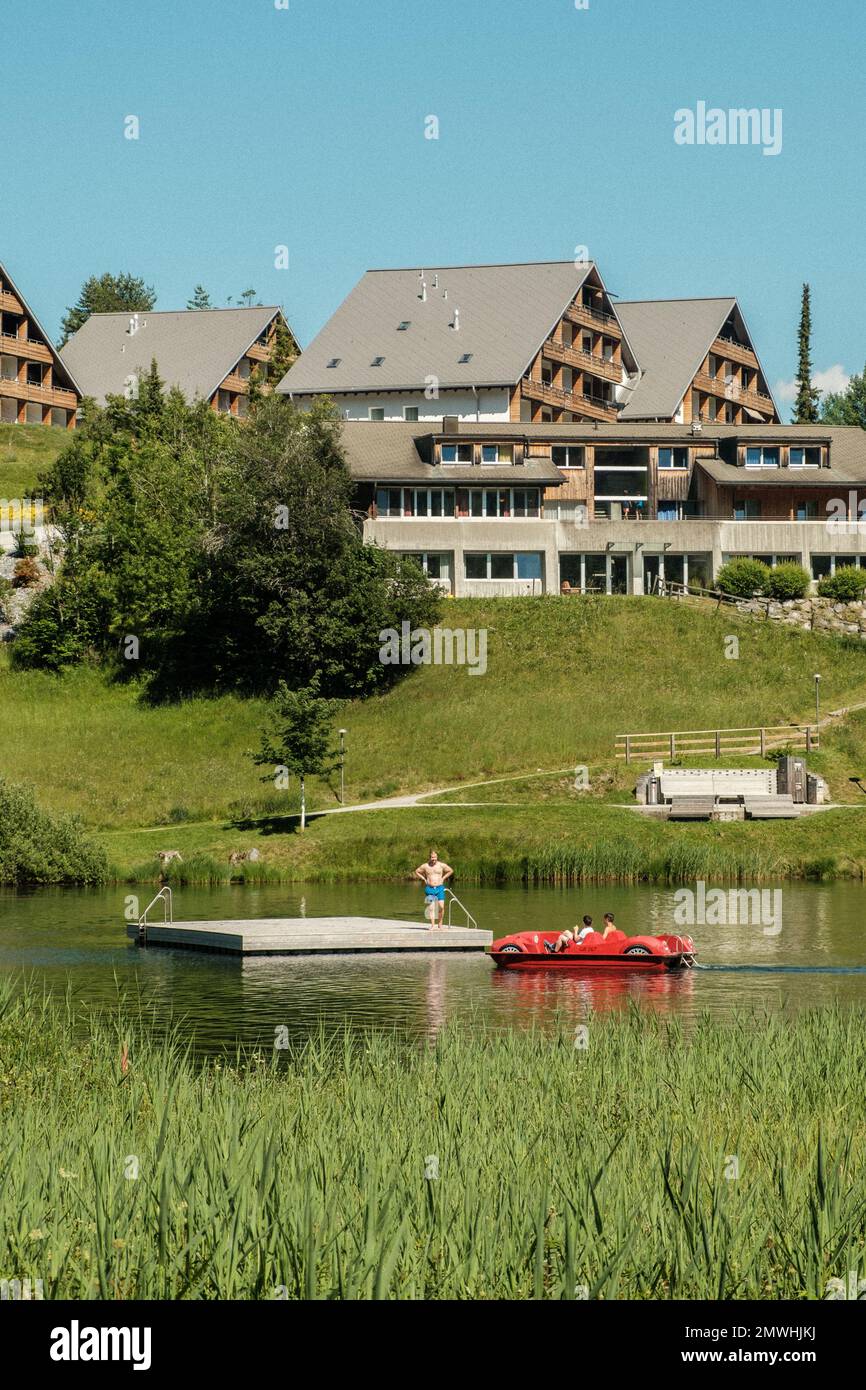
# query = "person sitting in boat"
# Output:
<box><xmin>545</xmin><ymin>915</ymin><xmax>595</xmax><ymax>954</ymax></box>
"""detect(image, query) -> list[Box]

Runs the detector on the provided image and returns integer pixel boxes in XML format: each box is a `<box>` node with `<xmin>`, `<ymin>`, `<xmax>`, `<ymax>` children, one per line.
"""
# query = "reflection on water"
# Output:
<box><xmin>0</xmin><ymin>880</ymin><xmax>865</xmax><ymax>1055</ymax></box>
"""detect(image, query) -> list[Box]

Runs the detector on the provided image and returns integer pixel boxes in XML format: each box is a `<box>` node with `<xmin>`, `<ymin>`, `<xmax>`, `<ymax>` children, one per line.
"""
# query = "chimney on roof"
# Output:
<box><xmin>433</xmin><ymin>274</ymin><xmax>439</xmax><ymax>288</ymax></box>
<box><xmin>442</xmin><ymin>415</ymin><xmax>460</xmax><ymax>434</ymax></box>
<box><xmin>420</xmin><ymin>280</ymin><xmax>427</xmax><ymax>302</ymax></box>
<box><xmin>691</xmin><ymin>420</ymin><xmax>702</xmax><ymax>436</ymax></box>
<box><xmin>443</xmin><ymin>288</ymin><xmax>448</xmax><ymax>300</ymax></box>
<box><xmin>452</xmin><ymin>307</ymin><xmax>460</xmax><ymax>331</ymax></box>
<box><xmin>128</xmin><ymin>313</ymin><xmax>140</xmax><ymax>336</ymax></box>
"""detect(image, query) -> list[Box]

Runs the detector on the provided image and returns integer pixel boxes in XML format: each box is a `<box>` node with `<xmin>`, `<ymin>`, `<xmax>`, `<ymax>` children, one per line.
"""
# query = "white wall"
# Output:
<box><xmin>321</xmin><ymin>390</ymin><xmax>511</xmax><ymax>422</ymax></box>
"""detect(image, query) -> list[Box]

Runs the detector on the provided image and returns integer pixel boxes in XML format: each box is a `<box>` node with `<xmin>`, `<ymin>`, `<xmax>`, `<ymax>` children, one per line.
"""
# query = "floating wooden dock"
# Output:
<box><xmin>127</xmin><ymin>916</ymin><xmax>492</xmax><ymax>956</ymax></box>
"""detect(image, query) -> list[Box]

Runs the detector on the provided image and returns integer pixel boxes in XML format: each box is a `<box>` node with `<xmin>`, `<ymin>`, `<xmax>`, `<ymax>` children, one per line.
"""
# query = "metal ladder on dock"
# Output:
<box><xmin>443</xmin><ymin>888</ymin><xmax>478</xmax><ymax>931</ymax></box>
<box><xmin>136</xmin><ymin>886</ymin><xmax>173</xmax><ymax>944</ymax></box>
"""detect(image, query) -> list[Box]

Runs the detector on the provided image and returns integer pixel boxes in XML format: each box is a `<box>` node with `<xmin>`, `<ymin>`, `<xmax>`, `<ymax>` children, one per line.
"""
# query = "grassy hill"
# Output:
<box><xmin>0</xmin><ymin>421</ymin><xmax>69</xmax><ymax>498</ymax></box>
<box><xmin>4</xmin><ymin>596</ymin><xmax>866</xmax><ymax>882</ymax></box>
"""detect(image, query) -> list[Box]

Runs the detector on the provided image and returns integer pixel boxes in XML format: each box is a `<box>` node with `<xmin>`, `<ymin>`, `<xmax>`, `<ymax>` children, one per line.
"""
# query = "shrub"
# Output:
<box><xmin>0</xmin><ymin>778</ymin><xmax>108</xmax><ymax>885</ymax></box>
<box><xmin>0</xmin><ymin>574</ymin><xmax>11</xmax><ymax>618</ymax></box>
<box><xmin>715</xmin><ymin>558</ymin><xmax>770</xmax><ymax>598</ymax></box>
<box><xmin>11</xmin><ymin>529</ymin><xmax>39</xmax><ymax>559</ymax></box>
<box><xmin>765</xmin><ymin>563</ymin><xmax>811</xmax><ymax>600</ymax></box>
<box><xmin>11</xmin><ymin>556</ymin><xmax>40</xmax><ymax>588</ymax></box>
<box><xmin>817</xmin><ymin>566</ymin><xmax>866</xmax><ymax>601</ymax></box>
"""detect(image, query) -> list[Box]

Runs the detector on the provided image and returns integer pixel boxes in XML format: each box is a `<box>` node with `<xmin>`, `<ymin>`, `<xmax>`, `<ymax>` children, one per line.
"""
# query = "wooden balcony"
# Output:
<box><xmin>0</xmin><ymin>333</ymin><xmax>53</xmax><ymax>364</ymax></box>
<box><xmin>521</xmin><ymin>376</ymin><xmax>618</xmax><ymax>421</ymax></box>
<box><xmin>693</xmin><ymin>372</ymin><xmax>776</xmax><ymax>416</ymax></box>
<box><xmin>0</xmin><ymin>289</ymin><xmax>24</xmax><ymax>314</ymax></box>
<box><xmin>0</xmin><ymin>377</ymin><xmax>78</xmax><ymax>409</ymax></box>
<box><xmin>218</xmin><ymin>371</ymin><xmax>250</xmax><ymax>395</ymax></box>
<box><xmin>564</xmin><ymin>301</ymin><xmax>622</xmax><ymax>335</ymax></box>
<box><xmin>543</xmin><ymin>337</ymin><xmax>622</xmax><ymax>384</ymax></box>
<box><xmin>246</xmin><ymin>342</ymin><xmax>271</xmax><ymax>362</ymax></box>
<box><xmin>710</xmin><ymin>335</ymin><xmax>759</xmax><ymax>369</ymax></box>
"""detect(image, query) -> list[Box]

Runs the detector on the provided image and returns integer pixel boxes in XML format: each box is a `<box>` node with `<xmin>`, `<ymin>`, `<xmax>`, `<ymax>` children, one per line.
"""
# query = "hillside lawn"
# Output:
<box><xmin>4</xmin><ymin>596</ymin><xmax>866</xmax><ymax>882</ymax></box>
<box><xmin>0</xmin><ymin>420</ymin><xmax>68</xmax><ymax>499</ymax></box>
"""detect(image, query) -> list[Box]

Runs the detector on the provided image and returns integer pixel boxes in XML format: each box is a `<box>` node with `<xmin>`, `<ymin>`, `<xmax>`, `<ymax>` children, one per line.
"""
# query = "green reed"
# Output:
<box><xmin>1</xmin><ymin>980</ymin><xmax>864</xmax><ymax>1300</ymax></box>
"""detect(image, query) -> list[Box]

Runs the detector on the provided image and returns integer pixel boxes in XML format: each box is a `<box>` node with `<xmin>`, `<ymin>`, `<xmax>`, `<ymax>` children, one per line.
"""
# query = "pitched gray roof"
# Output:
<box><xmin>341</xmin><ymin>422</ymin><xmax>563</xmax><ymax>483</ymax></box>
<box><xmin>60</xmin><ymin>306</ymin><xmax>284</xmax><ymax>405</ymax></box>
<box><xmin>0</xmin><ymin>259</ymin><xmax>82</xmax><ymax>395</ymax></box>
<box><xmin>278</xmin><ymin>261</ymin><xmax>612</xmax><ymax>396</ymax></box>
<box><xmin>616</xmin><ymin>299</ymin><xmax>737</xmax><ymax>419</ymax></box>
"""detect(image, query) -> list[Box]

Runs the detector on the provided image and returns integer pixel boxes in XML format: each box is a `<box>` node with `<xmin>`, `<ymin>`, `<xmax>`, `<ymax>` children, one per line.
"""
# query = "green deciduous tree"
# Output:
<box><xmin>250</xmin><ymin>678</ymin><xmax>340</xmax><ymax>830</ymax></box>
<box><xmin>820</xmin><ymin>364</ymin><xmax>866</xmax><ymax>430</ymax></box>
<box><xmin>793</xmin><ymin>284</ymin><xmax>820</xmax><ymax>424</ymax></box>
<box><xmin>16</xmin><ymin>388</ymin><xmax>440</xmax><ymax>701</ymax></box>
<box><xmin>60</xmin><ymin>273</ymin><xmax>157</xmax><ymax>345</ymax></box>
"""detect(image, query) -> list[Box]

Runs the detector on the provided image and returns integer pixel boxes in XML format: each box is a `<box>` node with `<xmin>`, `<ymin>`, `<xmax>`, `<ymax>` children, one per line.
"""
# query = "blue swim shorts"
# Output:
<box><xmin>424</xmin><ymin>884</ymin><xmax>446</xmax><ymax>901</ymax></box>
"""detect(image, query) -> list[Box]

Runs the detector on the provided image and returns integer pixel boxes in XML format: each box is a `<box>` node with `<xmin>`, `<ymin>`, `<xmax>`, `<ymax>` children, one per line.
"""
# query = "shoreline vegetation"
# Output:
<box><xmin>103</xmin><ymin>802</ymin><xmax>866</xmax><ymax>887</ymax></box>
<box><xmin>2</xmin><ymin>982</ymin><xmax>864</xmax><ymax>1300</ymax></box>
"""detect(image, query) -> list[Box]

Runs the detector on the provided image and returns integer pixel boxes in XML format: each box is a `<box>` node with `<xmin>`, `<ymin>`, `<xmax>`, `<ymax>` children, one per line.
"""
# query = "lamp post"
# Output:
<box><xmin>814</xmin><ymin>674</ymin><xmax>821</xmax><ymax>741</ymax></box>
<box><xmin>339</xmin><ymin>728</ymin><xmax>347</xmax><ymax>804</ymax></box>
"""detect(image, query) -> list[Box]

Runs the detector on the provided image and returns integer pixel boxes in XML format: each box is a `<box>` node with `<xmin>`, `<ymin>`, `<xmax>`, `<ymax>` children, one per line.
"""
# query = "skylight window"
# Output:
<box><xmin>326</xmin><ymin>357</ymin><xmax>341</xmax><ymax>368</ymax></box>
<box><xmin>371</xmin><ymin>356</ymin><xmax>385</xmax><ymax>367</ymax></box>
<box><xmin>397</xmin><ymin>321</ymin><xmax>411</xmax><ymax>331</ymax></box>
<box><xmin>459</xmin><ymin>353</ymin><xmax>473</xmax><ymax>364</ymax></box>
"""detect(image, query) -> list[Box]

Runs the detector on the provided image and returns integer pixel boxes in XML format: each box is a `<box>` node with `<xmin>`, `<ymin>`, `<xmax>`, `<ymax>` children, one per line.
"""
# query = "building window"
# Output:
<box><xmin>25</xmin><ymin>403</ymin><xmax>42</xmax><ymax>424</ymax></box>
<box><xmin>397</xmin><ymin>322</ymin><xmax>411</xmax><ymax>331</ymax></box>
<box><xmin>810</xmin><ymin>554</ymin><xmax>865</xmax><ymax>580</ymax></box>
<box><xmin>404</xmin><ymin>406</ymin><xmax>419</xmax><ymax>421</ymax></box>
<box><xmin>459</xmin><ymin>353</ymin><xmax>473</xmax><ymax>364</ymax></box>
<box><xmin>392</xmin><ymin>487</ymin><xmax>456</xmax><ymax>517</ymax></box>
<box><xmin>745</xmin><ymin>446</ymin><xmax>780</xmax><ymax>468</ymax></box>
<box><xmin>581</xmin><ymin>334</ymin><xmax>593</xmax><ymax>354</ymax></box>
<box><xmin>441</xmin><ymin>442</ymin><xmax>473</xmax><ymax>464</ymax></box>
<box><xmin>790</xmin><ymin>446</ymin><xmax>821</xmax><ymax>467</ymax></box>
<box><xmin>369</xmin><ymin>407</ymin><xmax>385</xmax><ymax>421</ymax></box>
<box><xmin>733</xmin><ymin>498</ymin><xmax>761</xmax><ymax>520</ymax></box>
<box><xmin>326</xmin><ymin>358</ymin><xmax>341</xmax><ymax>368</ymax></box>
<box><xmin>465</xmin><ymin>553</ymin><xmax>543</xmax><ymax>581</ymax></box>
<box><xmin>371</xmin><ymin>356</ymin><xmax>385</xmax><ymax>367</ymax></box>
<box><xmin>0</xmin><ymin>355</ymin><xmax>17</xmax><ymax>381</ymax></box>
<box><xmin>50</xmin><ymin>407</ymin><xmax>68</xmax><ymax>428</ymax></box>
<box><xmin>796</xmin><ymin>500</ymin><xmax>818</xmax><ymax>520</ymax></box>
<box><xmin>398</xmin><ymin>552</ymin><xmax>450</xmax><ymax>581</ymax></box>
<box><xmin>658</xmin><ymin>447</ymin><xmax>688</xmax><ymax>469</ymax></box>
<box><xmin>481</xmin><ymin>444</ymin><xmax>513</xmax><ymax>463</ymax></box>
<box><xmin>465</xmin><ymin>487</ymin><xmax>539</xmax><ymax>518</ymax></box>
<box><xmin>375</xmin><ymin>488</ymin><xmax>403</xmax><ymax>517</ymax></box>
<box><xmin>552</xmin><ymin>445</ymin><xmax>584</xmax><ymax>469</ymax></box>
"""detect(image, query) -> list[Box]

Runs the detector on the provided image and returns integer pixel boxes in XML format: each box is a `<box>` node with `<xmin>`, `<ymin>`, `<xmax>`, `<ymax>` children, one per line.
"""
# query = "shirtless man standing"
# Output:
<box><xmin>414</xmin><ymin>850</ymin><xmax>454</xmax><ymax>929</ymax></box>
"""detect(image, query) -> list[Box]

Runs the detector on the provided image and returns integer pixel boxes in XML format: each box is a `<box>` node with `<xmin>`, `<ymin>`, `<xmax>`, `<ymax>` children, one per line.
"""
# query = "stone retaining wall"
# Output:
<box><xmin>735</xmin><ymin>595</ymin><xmax>866</xmax><ymax>639</ymax></box>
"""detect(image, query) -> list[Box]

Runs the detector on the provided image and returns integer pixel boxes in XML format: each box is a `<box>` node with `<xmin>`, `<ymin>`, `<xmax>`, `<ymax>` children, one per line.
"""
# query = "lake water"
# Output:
<box><xmin>1</xmin><ymin>881</ymin><xmax>865</xmax><ymax>1055</ymax></box>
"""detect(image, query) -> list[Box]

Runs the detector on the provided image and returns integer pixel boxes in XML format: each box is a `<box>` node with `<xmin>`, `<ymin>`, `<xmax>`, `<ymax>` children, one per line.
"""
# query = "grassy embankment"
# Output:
<box><xmin>4</xmin><ymin>596</ymin><xmax>866</xmax><ymax>883</ymax></box>
<box><xmin>0</xmin><ymin>420</ymin><xmax>66</xmax><ymax>500</ymax></box>
<box><xmin>2</xmin><ymin>982</ymin><xmax>864</xmax><ymax>1300</ymax></box>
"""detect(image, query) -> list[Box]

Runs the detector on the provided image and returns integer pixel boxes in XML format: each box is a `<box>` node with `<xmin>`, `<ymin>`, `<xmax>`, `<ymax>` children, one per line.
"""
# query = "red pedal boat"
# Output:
<box><xmin>490</xmin><ymin>928</ymin><xmax>696</xmax><ymax>971</ymax></box>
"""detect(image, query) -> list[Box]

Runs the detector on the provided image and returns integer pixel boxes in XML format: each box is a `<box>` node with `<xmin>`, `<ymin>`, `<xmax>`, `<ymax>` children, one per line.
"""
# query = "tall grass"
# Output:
<box><xmin>2</xmin><ymin>981</ymin><xmax>864</xmax><ymax>1299</ymax></box>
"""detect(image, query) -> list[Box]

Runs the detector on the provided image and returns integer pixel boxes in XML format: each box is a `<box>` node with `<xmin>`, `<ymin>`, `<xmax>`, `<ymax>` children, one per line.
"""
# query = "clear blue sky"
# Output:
<box><xmin>7</xmin><ymin>0</ymin><xmax>866</xmax><ymax>413</ymax></box>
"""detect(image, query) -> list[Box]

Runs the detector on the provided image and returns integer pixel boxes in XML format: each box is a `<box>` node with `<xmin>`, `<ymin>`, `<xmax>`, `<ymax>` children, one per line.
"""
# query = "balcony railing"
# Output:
<box><xmin>564</xmin><ymin>300</ymin><xmax>621</xmax><ymax>332</ymax></box>
<box><xmin>0</xmin><ymin>289</ymin><xmax>24</xmax><ymax>315</ymax></box>
<box><xmin>0</xmin><ymin>377</ymin><xmax>78</xmax><ymax>408</ymax></box>
<box><xmin>0</xmin><ymin>333</ymin><xmax>52</xmax><ymax>363</ymax></box>
<box><xmin>710</xmin><ymin>335</ymin><xmax>760</xmax><ymax>368</ymax></box>
<box><xmin>521</xmin><ymin>375</ymin><xmax>618</xmax><ymax>421</ymax></box>
<box><xmin>693</xmin><ymin>372</ymin><xmax>775</xmax><ymax>413</ymax></box>
<box><xmin>542</xmin><ymin>337</ymin><xmax>622</xmax><ymax>383</ymax></box>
